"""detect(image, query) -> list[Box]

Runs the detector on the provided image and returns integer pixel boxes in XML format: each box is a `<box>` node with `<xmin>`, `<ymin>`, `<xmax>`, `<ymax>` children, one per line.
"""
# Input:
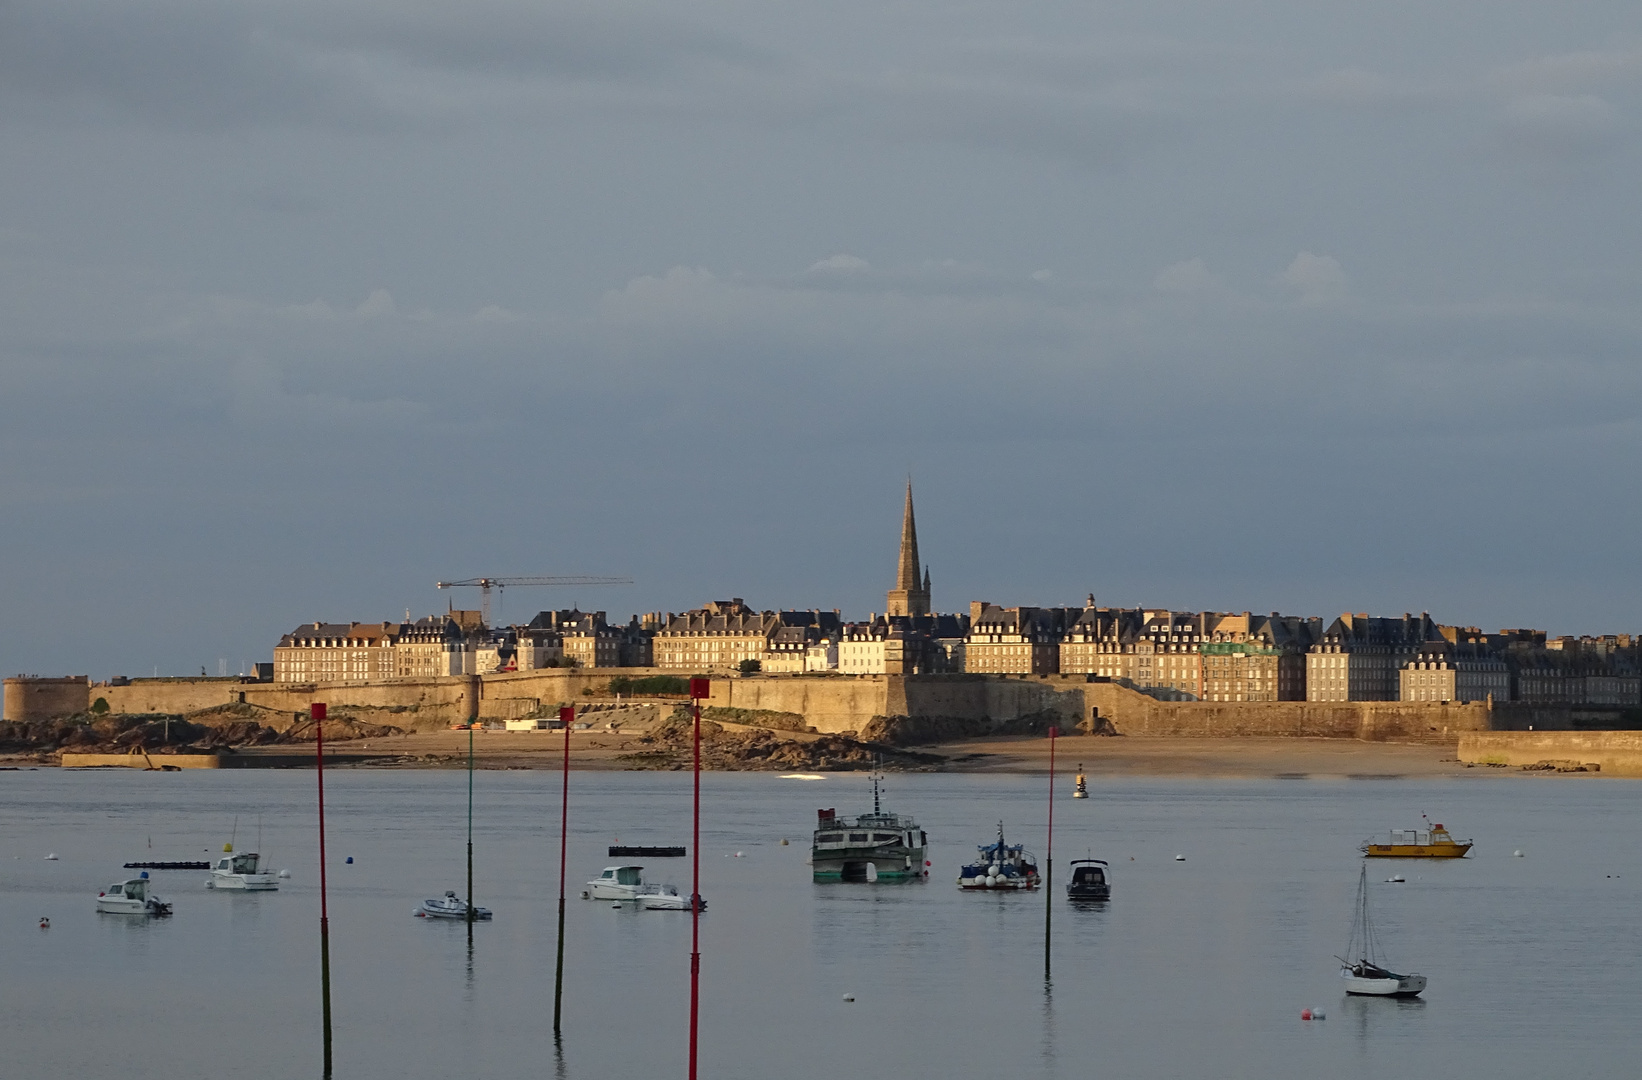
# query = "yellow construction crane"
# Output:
<box><xmin>435</xmin><ymin>576</ymin><xmax>633</xmax><ymax>626</ymax></box>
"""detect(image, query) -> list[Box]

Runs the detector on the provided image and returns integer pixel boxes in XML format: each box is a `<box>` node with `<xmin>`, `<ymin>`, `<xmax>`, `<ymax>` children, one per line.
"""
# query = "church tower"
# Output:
<box><xmin>886</xmin><ymin>482</ymin><xmax>931</xmax><ymax>617</ymax></box>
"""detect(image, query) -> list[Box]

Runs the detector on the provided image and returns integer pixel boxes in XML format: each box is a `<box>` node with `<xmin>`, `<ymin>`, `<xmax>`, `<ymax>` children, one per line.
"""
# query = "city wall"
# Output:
<box><xmin>3</xmin><ymin>677</ymin><xmax>90</xmax><ymax>722</ymax></box>
<box><xmin>1458</xmin><ymin>731</ymin><xmax>1642</xmax><ymax>777</ymax></box>
<box><xmin>10</xmin><ymin>669</ymin><xmax>1631</xmax><ymax>742</ymax></box>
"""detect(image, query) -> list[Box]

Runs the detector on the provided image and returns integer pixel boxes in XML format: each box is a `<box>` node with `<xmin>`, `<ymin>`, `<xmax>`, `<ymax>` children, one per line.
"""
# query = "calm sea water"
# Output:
<box><xmin>2</xmin><ymin>766</ymin><xmax>1638</xmax><ymax>1079</ymax></box>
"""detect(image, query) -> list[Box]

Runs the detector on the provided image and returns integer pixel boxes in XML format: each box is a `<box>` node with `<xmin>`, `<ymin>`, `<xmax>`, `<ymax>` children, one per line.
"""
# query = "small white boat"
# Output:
<box><xmin>206</xmin><ymin>852</ymin><xmax>279</xmax><ymax>891</ymax></box>
<box><xmin>415</xmin><ymin>890</ymin><xmax>492</xmax><ymax>920</ymax></box>
<box><xmin>635</xmin><ymin>884</ymin><xmax>706</xmax><ymax>911</ymax></box>
<box><xmin>1337</xmin><ymin>864</ymin><xmax>1425</xmax><ymax>997</ymax></box>
<box><xmin>588</xmin><ymin>865</ymin><xmax>646</xmax><ymax>900</ymax></box>
<box><xmin>97</xmin><ymin>874</ymin><xmax>172</xmax><ymax>916</ymax></box>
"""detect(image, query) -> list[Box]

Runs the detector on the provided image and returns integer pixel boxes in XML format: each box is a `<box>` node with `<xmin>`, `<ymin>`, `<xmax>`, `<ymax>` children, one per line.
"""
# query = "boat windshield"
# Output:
<box><xmin>615</xmin><ymin>867</ymin><xmax>642</xmax><ymax>885</ymax></box>
<box><xmin>231</xmin><ymin>854</ymin><xmax>259</xmax><ymax>873</ymax></box>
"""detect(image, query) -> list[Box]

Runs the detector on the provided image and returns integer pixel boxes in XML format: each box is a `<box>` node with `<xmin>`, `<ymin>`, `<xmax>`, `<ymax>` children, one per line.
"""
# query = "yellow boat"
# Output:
<box><xmin>1360</xmin><ymin>822</ymin><xmax>1472</xmax><ymax>858</ymax></box>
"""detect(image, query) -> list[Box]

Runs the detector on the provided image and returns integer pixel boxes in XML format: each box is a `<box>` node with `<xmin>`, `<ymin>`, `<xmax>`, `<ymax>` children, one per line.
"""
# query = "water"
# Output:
<box><xmin>2</xmin><ymin>767</ymin><xmax>1639</xmax><ymax>1079</ymax></box>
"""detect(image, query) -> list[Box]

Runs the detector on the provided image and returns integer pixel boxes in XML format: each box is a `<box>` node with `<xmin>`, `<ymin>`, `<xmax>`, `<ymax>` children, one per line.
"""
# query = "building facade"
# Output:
<box><xmin>653</xmin><ymin>600</ymin><xmax>782</xmax><ymax>672</ymax></box>
<box><xmin>1307</xmin><ymin>613</ymin><xmax>1439</xmax><ymax>702</ymax></box>
<box><xmin>1399</xmin><ymin>643</ymin><xmax>1511</xmax><ymax>703</ymax></box>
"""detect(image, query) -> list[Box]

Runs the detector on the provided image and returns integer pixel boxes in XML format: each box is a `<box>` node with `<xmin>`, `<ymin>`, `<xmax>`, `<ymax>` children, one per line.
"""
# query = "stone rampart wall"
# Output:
<box><xmin>3</xmin><ymin>677</ymin><xmax>91</xmax><ymax>721</ymax></box>
<box><xmin>1459</xmin><ymin>731</ymin><xmax>1642</xmax><ymax>776</ymax></box>
<box><xmin>94</xmin><ymin>678</ymin><xmax>247</xmax><ymax>716</ymax></box>
<box><xmin>709</xmin><ymin>676</ymin><xmax>891</xmax><ymax>733</ymax></box>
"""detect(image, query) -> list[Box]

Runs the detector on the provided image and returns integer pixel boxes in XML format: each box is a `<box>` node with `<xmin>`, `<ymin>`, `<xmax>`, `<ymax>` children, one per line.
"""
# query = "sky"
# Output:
<box><xmin>3</xmin><ymin>1</ymin><xmax>1641</xmax><ymax>678</ymax></box>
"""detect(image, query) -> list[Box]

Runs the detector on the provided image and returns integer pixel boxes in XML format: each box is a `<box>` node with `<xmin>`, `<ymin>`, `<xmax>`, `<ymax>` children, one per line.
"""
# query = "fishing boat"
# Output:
<box><xmin>205</xmin><ymin>851</ymin><xmax>279</xmax><ymax>891</ymax></box>
<box><xmin>635</xmin><ymin>884</ymin><xmax>706</xmax><ymax>911</ymax></box>
<box><xmin>588</xmin><ymin>865</ymin><xmax>647</xmax><ymax>899</ymax></box>
<box><xmin>415</xmin><ymin>891</ymin><xmax>493</xmax><ymax>920</ymax></box>
<box><xmin>811</xmin><ymin>771</ymin><xmax>927</xmax><ymax>882</ymax></box>
<box><xmin>958</xmin><ymin>822</ymin><xmax>1040</xmax><ymax>890</ymax></box>
<box><xmin>1066</xmin><ymin>858</ymin><xmax>1110</xmax><ymax>901</ymax></box>
<box><xmin>1337</xmin><ymin>864</ymin><xmax>1426</xmax><ymax>997</ymax></box>
<box><xmin>1072</xmin><ymin>765</ymin><xmax>1088</xmax><ymax>799</ymax></box>
<box><xmin>1360</xmin><ymin>817</ymin><xmax>1472</xmax><ymax>858</ymax></box>
<box><xmin>97</xmin><ymin>873</ymin><xmax>172</xmax><ymax>916</ymax></box>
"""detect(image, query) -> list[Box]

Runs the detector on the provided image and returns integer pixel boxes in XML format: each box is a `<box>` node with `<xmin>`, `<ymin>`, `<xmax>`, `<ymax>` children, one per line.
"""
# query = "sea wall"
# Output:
<box><xmin>708</xmin><ymin>676</ymin><xmax>892</xmax><ymax>733</ymax></box>
<box><xmin>3</xmin><ymin>677</ymin><xmax>91</xmax><ymax>721</ymax></box>
<box><xmin>61</xmin><ymin>752</ymin><xmax>223</xmax><ymax>770</ymax></box>
<box><xmin>1458</xmin><ymin>731</ymin><xmax>1642</xmax><ymax>777</ymax></box>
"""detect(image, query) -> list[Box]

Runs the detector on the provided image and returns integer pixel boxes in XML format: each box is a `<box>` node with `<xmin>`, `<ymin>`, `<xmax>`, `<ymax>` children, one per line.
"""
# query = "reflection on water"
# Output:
<box><xmin>1</xmin><ymin>769</ymin><xmax>1639</xmax><ymax>1080</ymax></box>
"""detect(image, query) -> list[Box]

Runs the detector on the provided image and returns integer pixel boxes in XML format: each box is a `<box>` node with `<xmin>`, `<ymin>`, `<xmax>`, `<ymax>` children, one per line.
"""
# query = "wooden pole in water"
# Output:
<box><xmin>1045</xmin><ymin>725</ymin><xmax>1056</xmax><ymax>981</ymax></box>
<box><xmin>688</xmin><ymin>677</ymin><xmax>709</xmax><ymax>1080</ymax></box>
<box><xmin>314</xmin><ymin>702</ymin><xmax>333</xmax><ymax>1077</ymax></box>
<box><xmin>466</xmin><ymin>720</ymin><xmax>475</xmax><ymax>926</ymax></box>
<box><xmin>553</xmin><ymin>705</ymin><xmax>572</xmax><ymax>1036</ymax></box>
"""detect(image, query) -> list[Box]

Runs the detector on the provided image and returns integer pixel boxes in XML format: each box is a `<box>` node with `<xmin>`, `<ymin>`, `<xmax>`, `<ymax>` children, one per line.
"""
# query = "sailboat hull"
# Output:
<box><xmin>1341</xmin><ymin>970</ymin><xmax>1426</xmax><ymax>997</ymax></box>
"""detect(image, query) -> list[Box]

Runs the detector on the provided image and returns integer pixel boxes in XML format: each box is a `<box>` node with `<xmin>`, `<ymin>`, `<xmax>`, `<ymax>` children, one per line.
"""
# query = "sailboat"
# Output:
<box><xmin>1336</xmin><ymin>864</ymin><xmax>1426</xmax><ymax>997</ymax></box>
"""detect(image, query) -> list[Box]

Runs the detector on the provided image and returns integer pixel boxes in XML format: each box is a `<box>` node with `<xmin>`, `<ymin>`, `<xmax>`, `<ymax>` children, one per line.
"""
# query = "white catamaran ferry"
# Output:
<box><xmin>811</xmin><ymin>773</ymin><xmax>927</xmax><ymax>882</ymax></box>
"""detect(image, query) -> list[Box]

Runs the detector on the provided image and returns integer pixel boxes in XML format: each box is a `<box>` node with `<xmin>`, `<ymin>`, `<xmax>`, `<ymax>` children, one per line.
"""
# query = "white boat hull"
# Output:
<box><xmin>588</xmin><ymin>883</ymin><xmax>641</xmax><ymax>900</ymax></box>
<box><xmin>96</xmin><ymin>897</ymin><xmax>170</xmax><ymax>916</ymax></box>
<box><xmin>958</xmin><ymin>875</ymin><xmax>1036</xmax><ymax>890</ymax></box>
<box><xmin>207</xmin><ymin>873</ymin><xmax>279</xmax><ymax>891</ymax></box>
<box><xmin>1341</xmin><ymin>969</ymin><xmax>1426</xmax><ymax>997</ymax></box>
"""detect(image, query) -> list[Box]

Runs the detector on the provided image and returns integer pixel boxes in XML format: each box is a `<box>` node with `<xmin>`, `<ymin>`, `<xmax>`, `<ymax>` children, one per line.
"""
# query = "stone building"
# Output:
<box><xmin>653</xmin><ymin>600</ymin><xmax>782</xmax><ymax>672</ymax></box>
<box><xmin>763</xmin><ymin>611</ymin><xmax>843</xmax><ymax>673</ymax></box>
<box><xmin>1307</xmin><ymin>613</ymin><xmax>1440</xmax><ymax>702</ymax></box>
<box><xmin>275</xmin><ymin>622</ymin><xmax>404</xmax><ymax>683</ymax></box>
<box><xmin>1060</xmin><ymin>605</ymin><xmax>1204</xmax><ymax>698</ymax></box>
<box><xmin>964</xmin><ymin>603</ymin><xmax>1076</xmax><ymax>675</ymax></box>
<box><xmin>1201</xmin><ymin>613</ymin><xmax>1317</xmax><ymax>702</ymax></box>
<box><xmin>1399</xmin><ymin>642</ymin><xmax>1510</xmax><ymax>703</ymax></box>
<box><xmin>1507</xmin><ymin>638</ymin><xmax>1641</xmax><ymax>706</ymax></box>
<box><xmin>395</xmin><ymin>616</ymin><xmax>473</xmax><ymax>677</ymax></box>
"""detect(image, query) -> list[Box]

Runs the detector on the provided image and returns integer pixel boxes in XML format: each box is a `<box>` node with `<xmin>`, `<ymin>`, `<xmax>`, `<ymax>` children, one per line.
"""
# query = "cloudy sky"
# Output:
<box><xmin>3</xmin><ymin>1</ymin><xmax>1640</xmax><ymax>677</ymax></box>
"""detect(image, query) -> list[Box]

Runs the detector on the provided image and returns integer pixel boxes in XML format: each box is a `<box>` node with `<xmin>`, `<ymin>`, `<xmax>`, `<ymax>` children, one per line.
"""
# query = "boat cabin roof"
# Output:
<box><xmin>1069</xmin><ymin>858</ymin><xmax>1109</xmax><ymax>866</ymax></box>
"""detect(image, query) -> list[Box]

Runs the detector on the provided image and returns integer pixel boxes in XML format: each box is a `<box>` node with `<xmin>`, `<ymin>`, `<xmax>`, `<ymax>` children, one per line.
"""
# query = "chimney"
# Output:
<box><xmin>971</xmin><ymin>601</ymin><xmax>988</xmax><ymax>622</ymax></box>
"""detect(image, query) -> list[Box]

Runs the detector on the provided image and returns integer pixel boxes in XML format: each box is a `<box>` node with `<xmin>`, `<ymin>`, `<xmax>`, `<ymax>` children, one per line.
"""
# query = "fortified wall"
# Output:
<box><xmin>1458</xmin><ymin>731</ymin><xmax>1642</xmax><ymax>776</ymax></box>
<box><xmin>9</xmin><ymin>669</ymin><xmax>1630</xmax><ymax>742</ymax></box>
<box><xmin>3</xmin><ymin>677</ymin><xmax>90</xmax><ymax>722</ymax></box>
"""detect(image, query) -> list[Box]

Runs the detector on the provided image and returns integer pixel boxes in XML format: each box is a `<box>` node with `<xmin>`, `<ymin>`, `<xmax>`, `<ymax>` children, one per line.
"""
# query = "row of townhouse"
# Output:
<box><xmin>273</xmin><ymin>608</ymin><xmax>654</xmax><ymax>682</ymax></box>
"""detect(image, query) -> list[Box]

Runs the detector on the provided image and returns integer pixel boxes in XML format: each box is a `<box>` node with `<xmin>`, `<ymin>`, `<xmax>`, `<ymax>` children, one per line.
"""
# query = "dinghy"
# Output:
<box><xmin>416</xmin><ymin>890</ymin><xmax>492</xmax><ymax>920</ymax></box>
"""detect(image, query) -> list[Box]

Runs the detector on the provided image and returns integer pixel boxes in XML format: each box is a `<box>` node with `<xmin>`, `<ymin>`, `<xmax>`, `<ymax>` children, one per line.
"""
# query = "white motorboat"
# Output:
<box><xmin>97</xmin><ymin>874</ymin><xmax>172</xmax><ymax>916</ymax></box>
<box><xmin>415</xmin><ymin>890</ymin><xmax>493</xmax><ymax>920</ymax></box>
<box><xmin>206</xmin><ymin>851</ymin><xmax>279</xmax><ymax>891</ymax></box>
<box><xmin>635</xmin><ymin>884</ymin><xmax>706</xmax><ymax>911</ymax></box>
<box><xmin>1337</xmin><ymin>864</ymin><xmax>1426</xmax><ymax>997</ymax></box>
<box><xmin>587</xmin><ymin>865</ymin><xmax>646</xmax><ymax>900</ymax></box>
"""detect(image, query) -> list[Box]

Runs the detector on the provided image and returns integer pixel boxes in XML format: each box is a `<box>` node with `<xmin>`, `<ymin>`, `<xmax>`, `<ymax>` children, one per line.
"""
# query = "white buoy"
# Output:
<box><xmin>278</xmin><ymin>869</ymin><xmax>292</xmax><ymax>878</ymax></box>
<box><xmin>1514</xmin><ymin>850</ymin><xmax>1524</xmax><ymax>857</ymax></box>
<box><xmin>44</xmin><ymin>853</ymin><xmax>58</xmax><ymax>861</ymax></box>
<box><xmin>1389</xmin><ymin>875</ymin><xmax>1405</xmax><ymax>883</ymax></box>
<box><xmin>865</xmin><ymin>862</ymin><xmax>878</xmax><ymax>883</ymax></box>
<box><xmin>1312</xmin><ymin>1008</ymin><xmax>1326</xmax><ymax>1020</ymax></box>
<box><xmin>842</xmin><ymin>994</ymin><xmax>855</xmax><ymax>1002</ymax></box>
<box><xmin>1174</xmin><ymin>854</ymin><xmax>1185</xmax><ymax>861</ymax></box>
<box><xmin>989</xmin><ymin>864</ymin><xmax>1000</xmax><ymax>876</ymax></box>
<box><xmin>735</xmin><ymin>851</ymin><xmax>744</xmax><ymax>858</ymax></box>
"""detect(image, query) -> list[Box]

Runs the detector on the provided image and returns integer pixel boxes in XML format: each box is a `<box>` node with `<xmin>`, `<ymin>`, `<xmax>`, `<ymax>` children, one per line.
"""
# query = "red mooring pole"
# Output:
<box><xmin>553</xmin><ymin>705</ymin><xmax>572</xmax><ymax>1036</ymax></box>
<box><xmin>1045</xmin><ymin>725</ymin><xmax>1057</xmax><ymax>981</ymax></box>
<box><xmin>688</xmin><ymin>677</ymin><xmax>709</xmax><ymax>1080</ymax></box>
<box><xmin>314</xmin><ymin>702</ymin><xmax>333</xmax><ymax>1077</ymax></box>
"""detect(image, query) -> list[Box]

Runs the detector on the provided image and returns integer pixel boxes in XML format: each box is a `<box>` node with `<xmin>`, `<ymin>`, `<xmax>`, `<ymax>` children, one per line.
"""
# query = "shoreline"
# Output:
<box><xmin>11</xmin><ymin>732</ymin><xmax>1518</xmax><ymax>779</ymax></box>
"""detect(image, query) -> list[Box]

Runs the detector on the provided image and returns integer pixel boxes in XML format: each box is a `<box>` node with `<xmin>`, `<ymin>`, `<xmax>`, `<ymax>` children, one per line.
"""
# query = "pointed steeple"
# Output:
<box><xmin>886</xmin><ymin>481</ymin><xmax>931</xmax><ymax>617</ymax></box>
<box><xmin>896</xmin><ymin>482</ymin><xmax>921</xmax><ymax>591</ymax></box>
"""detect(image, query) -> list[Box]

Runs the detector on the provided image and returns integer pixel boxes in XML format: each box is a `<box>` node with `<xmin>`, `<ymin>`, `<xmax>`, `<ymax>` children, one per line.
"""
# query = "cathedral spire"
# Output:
<box><xmin>896</xmin><ymin>481</ymin><xmax>921</xmax><ymax>591</ymax></box>
<box><xmin>887</xmin><ymin>481</ymin><xmax>931</xmax><ymax>617</ymax></box>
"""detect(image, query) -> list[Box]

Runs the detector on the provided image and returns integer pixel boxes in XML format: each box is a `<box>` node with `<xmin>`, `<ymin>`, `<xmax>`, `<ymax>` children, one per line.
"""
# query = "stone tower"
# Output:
<box><xmin>885</xmin><ymin>482</ymin><xmax>931</xmax><ymax>617</ymax></box>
